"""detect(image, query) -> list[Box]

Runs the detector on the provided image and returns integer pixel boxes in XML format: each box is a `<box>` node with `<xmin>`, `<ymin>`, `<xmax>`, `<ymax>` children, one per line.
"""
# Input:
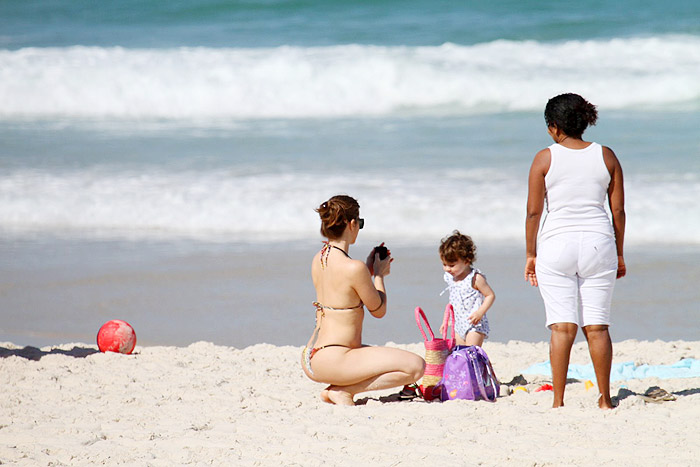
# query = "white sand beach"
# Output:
<box><xmin>3</xmin><ymin>2</ymin><xmax>700</xmax><ymax>466</ymax></box>
<box><xmin>2</xmin><ymin>339</ymin><xmax>698</xmax><ymax>466</ymax></box>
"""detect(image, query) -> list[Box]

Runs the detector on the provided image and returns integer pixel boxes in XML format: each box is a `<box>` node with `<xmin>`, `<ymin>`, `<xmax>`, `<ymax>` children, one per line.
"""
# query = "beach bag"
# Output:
<box><xmin>439</xmin><ymin>345</ymin><xmax>500</xmax><ymax>402</ymax></box>
<box><xmin>415</xmin><ymin>304</ymin><xmax>455</xmax><ymax>400</ymax></box>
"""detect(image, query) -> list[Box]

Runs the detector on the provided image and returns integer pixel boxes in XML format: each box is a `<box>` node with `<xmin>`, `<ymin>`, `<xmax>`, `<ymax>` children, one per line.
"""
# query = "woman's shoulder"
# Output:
<box><xmin>536</xmin><ymin>147</ymin><xmax>552</xmax><ymax>159</ymax></box>
<box><xmin>311</xmin><ymin>251</ymin><xmax>322</xmax><ymax>269</ymax></box>
<box><xmin>600</xmin><ymin>144</ymin><xmax>617</xmax><ymax>158</ymax></box>
<box><xmin>530</xmin><ymin>148</ymin><xmax>551</xmax><ymax>175</ymax></box>
<box><xmin>345</xmin><ymin>257</ymin><xmax>371</xmax><ymax>277</ymax></box>
<box><xmin>600</xmin><ymin>145</ymin><xmax>621</xmax><ymax>173</ymax></box>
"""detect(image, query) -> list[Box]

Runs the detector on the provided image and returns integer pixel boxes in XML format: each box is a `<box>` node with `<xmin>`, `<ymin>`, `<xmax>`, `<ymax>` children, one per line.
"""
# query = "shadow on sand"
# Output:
<box><xmin>357</xmin><ymin>383</ymin><xmax>700</xmax><ymax>405</ymax></box>
<box><xmin>614</xmin><ymin>385</ymin><xmax>700</xmax><ymax>404</ymax></box>
<box><xmin>0</xmin><ymin>345</ymin><xmax>99</xmax><ymax>361</ymax></box>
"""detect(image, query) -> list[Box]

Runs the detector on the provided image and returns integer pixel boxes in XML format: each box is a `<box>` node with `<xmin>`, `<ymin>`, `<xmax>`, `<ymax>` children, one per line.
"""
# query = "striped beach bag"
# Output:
<box><xmin>415</xmin><ymin>304</ymin><xmax>455</xmax><ymax>400</ymax></box>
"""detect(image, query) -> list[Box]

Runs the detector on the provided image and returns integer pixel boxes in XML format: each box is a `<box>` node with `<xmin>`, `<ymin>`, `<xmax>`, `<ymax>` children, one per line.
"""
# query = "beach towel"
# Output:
<box><xmin>521</xmin><ymin>358</ymin><xmax>700</xmax><ymax>382</ymax></box>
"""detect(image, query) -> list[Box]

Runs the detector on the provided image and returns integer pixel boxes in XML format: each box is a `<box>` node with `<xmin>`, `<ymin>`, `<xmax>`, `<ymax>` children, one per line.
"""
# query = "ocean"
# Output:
<box><xmin>1</xmin><ymin>0</ymin><xmax>699</xmax><ymax>348</ymax></box>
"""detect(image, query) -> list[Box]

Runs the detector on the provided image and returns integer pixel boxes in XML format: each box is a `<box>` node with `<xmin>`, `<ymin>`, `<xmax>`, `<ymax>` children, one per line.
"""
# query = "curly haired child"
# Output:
<box><xmin>439</xmin><ymin>231</ymin><xmax>496</xmax><ymax>347</ymax></box>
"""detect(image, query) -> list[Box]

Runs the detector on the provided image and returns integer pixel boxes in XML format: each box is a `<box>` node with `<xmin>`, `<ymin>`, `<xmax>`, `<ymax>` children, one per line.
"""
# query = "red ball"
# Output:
<box><xmin>97</xmin><ymin>320</ymin><xmax>137</xmax><ymax>354</ymax></box>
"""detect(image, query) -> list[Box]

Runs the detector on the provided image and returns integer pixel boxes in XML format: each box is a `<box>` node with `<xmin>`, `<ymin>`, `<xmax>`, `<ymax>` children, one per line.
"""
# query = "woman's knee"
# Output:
<box><xmin>550</xmin><ymin>322</ymin><xmax>578</xmax><ymax>339</ymax></box>
<box><xmin>582</xmin><ymin>325</ymin><xmax>610</xmax><ymax>340</ymax></box>
<box><xmin>405</xmin><ymin>354</ymin><xmax>425</xmax><ymax>381</ymax></box>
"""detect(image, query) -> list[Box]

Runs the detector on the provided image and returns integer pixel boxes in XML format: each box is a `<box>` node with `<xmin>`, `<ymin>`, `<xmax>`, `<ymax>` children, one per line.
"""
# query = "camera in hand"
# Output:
<box><xmin>375</xmin><ymin>245</ymin><xmax>389</xmax><ymax>260</ymax></box>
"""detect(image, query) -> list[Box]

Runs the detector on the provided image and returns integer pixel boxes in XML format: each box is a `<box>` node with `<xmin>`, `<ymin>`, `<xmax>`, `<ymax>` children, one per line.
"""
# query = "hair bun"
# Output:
<box><xmin>315</xmin><ymin>195</ymin><xmax>360</xmax><ymax>240</ymax></box>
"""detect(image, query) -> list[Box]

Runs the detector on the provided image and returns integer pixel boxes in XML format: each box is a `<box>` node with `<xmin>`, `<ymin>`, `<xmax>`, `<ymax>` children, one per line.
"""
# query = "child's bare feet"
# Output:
<box><xmin>320</xmin><ymin>386</ymin><xmax>355</xmax><ymax>406</ymax></box>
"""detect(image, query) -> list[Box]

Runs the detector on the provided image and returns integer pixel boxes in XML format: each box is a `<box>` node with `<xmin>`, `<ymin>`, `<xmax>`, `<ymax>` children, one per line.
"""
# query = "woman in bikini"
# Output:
<box><xmin>301</xmin><ymin>195</ymin><xmax>425</xmax><ymax>405</ymax></box>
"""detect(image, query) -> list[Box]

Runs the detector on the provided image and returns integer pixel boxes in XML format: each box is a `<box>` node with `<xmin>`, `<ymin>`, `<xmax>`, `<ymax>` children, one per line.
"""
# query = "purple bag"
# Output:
<box><xmin>439</xmin><ymin>345</ymin><xmax>500</xmax><ymax>402</ymax></box>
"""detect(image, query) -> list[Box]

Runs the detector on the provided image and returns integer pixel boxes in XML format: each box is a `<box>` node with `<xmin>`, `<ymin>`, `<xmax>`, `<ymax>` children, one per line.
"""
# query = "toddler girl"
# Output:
<box><xmin>439</xmin><ymin>231</ymin><xmax>495</xmax><ymax>347</ymax></box>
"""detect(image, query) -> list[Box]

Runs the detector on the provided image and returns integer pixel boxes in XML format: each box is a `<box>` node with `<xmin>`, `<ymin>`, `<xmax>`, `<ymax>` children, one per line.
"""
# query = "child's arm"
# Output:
<box><xmin>468</xmin><ymin>273</ymin><xmax>495</xmax><ymax>325</ymax></box>
<box><xmin>439</xmin><ymin>301</ymin><xmax>452</xmax><ymax>335</ymax></box>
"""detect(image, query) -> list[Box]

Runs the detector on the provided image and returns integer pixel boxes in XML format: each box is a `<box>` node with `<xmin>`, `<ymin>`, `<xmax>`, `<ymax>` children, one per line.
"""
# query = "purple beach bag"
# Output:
<box><xmin>439</xmin><ymin>345</ymin><xmax>500</xmax><ymax>402</ymax></box>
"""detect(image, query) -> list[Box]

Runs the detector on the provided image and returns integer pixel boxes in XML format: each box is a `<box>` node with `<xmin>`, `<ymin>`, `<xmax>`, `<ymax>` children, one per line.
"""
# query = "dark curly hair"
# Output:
<box><xmin>439</xmin><ymin>230</ymin><xmax>476</xmax><ymax>264</ymax></box>
<box><xmin>544</xmin><ymin>93</ymin><xmax>598</xmax><ymax>139</ymax></box>
<box><xmin>315</xmin><ymin>195</ymin><xmax>360</xmax><ymax>239</ymax></box>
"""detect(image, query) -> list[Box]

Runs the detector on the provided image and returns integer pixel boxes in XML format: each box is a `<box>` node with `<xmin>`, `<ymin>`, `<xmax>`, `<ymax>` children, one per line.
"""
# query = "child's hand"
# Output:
<box><xmin>468</xmin><ymin>310</ymin><xmax>485</xmax><ymax>326</ymax></box>
<box><xmin>439</xmin><ymin>323</ymin><xmax>446</xmax><ymax>335</ymax></box>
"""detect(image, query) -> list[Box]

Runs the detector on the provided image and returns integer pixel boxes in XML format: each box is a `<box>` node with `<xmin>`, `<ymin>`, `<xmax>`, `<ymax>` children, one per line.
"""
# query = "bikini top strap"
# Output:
<box><xmin>320</xmin><ymin>241</ymin><xmax>350</xmax><ymax>269</ymax></box>
<box><xmin>313</xmin><ymin>301</ymin><xmax>364</xmax><ymax>315</ymax></box>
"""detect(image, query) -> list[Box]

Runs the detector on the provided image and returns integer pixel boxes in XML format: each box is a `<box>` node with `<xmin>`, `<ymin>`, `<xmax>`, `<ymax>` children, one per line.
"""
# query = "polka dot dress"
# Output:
<box><xmin>442</xmin><ymin>268</ymin><xmax>490</xmax><ymax>339</ymax></box>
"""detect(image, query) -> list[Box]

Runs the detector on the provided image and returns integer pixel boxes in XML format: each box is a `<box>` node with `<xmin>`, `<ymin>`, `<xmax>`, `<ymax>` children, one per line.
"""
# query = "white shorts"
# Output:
<box><xmin>536</xmin><ymin>232</ymin><xmax>618</xmax><ymax>328</ymax></box>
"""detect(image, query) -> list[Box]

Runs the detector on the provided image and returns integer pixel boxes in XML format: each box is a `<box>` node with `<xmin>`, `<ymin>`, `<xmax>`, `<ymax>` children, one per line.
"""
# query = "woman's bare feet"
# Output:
<box><xmin>320</xmin><ymin>386</ymin><xmax>355</xmax><ymax>406</ymax></box>
<box><xmin>598</xmin><ymin>394</ymin><xmax>614</xmax><ymax>410</ymax></box>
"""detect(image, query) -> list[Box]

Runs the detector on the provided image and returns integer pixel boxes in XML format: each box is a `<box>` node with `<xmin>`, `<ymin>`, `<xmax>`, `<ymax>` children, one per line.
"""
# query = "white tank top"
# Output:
<box><xmin>539</xmin><ymin>142</ymin><xmax>614</xmax><ymax>240</ymax></box>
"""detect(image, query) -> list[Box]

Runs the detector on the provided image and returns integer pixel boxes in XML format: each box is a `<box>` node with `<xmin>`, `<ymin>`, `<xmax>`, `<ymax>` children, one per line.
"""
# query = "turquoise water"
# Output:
<box><xmin>3</xmin><ymin>0</ymin><xmax>699</xmax><ymax>48</ymax></box>
<box><xmin>1</xmin><ymin>1</ymin><xmax>699</xmax><ymax>346</ymax></box>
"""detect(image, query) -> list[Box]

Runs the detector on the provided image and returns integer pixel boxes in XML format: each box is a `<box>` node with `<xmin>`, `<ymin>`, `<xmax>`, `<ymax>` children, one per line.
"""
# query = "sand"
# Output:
<box><xmin>1</xmin><ymin>339</ymin><xmax>698</xmax><ymax>466</ymax></box>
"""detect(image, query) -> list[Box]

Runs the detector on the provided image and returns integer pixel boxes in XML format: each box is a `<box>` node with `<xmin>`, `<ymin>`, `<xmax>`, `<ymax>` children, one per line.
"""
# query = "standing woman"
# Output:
<box><xmin>525</xmin><ymin>93</ymin><xmax>626</xmax><ymax>409</ymax></box>
<box><xmin>301</xmin><ymin>195</ymin><xmax>425</xmax><ymax>405</ymax></box>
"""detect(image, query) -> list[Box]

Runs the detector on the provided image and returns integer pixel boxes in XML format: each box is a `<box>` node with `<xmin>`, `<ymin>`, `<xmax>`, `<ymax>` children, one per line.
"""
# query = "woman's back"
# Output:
<box><xmin>541</xmin><ymin>142</ymin><xmax>614</xmax><ymax>240</ymax></box>
<box><xmin>311</xmin><ymin>247</ymin><xmax>365</xmax><ymax>347</ymax></box>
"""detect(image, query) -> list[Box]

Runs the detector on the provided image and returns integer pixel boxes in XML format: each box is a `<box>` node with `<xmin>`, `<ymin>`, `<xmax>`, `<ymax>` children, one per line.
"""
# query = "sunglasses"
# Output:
<box><xmin>358</xmin><ymin>218</ymin><xmax>364</xmax><ymax>229</ymax></box>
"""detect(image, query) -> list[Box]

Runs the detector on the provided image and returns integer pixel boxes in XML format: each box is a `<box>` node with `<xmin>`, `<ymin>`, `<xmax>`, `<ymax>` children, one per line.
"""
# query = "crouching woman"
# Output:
<box><xmin>301</xmin><ymin>195</ymin><xmax>425</xmax><ymax>405</ymax></box>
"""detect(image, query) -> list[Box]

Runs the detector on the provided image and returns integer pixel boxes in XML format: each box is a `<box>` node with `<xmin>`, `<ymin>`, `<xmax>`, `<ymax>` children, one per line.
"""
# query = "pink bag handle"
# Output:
<box><xmin>415</xmin><ymin>305</ymin><xmax>456</xmax><ymax>345</ymax></box>
<box><xmin>414</xmin><ymin>307</ymin><xmax>435</xmax><ymax>341</ymax></box>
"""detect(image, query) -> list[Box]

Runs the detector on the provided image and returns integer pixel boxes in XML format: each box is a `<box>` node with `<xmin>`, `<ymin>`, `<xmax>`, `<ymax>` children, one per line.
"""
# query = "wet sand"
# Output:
<box><xmin>1</xmin><ymin>238</ymin><xmax>698</xmax><ymax>348</ymax></box>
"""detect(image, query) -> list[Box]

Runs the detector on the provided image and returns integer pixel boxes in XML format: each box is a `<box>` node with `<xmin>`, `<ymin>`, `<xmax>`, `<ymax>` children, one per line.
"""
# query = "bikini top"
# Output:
<box><xmin>313</xmin><ymin>242</ymin><xmax>364</xmax><ymax>316</ymax></box>
<box><xmin>313</xmin><ymin>301</ymin><xmax>364</xmax><ymax>317</ymax></box>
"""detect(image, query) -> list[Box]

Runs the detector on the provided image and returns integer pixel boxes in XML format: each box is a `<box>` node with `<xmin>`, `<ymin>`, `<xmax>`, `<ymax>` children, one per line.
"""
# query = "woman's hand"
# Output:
<box><xmin>366</xmin><ymin>242</ymin><xmax>392</xmax><ymax>277</ymax></box>
<box><xmin>617</xmin><ymin>256</ymin><xmax>627</xmax><ymax>279</ymax></box>
<box><xmin>366</xmin><ymin>245</ymin><xmax>378</xmax><ymax>275</ymax></box>
<box><xmin>524</xmin><ymin>256</ymin><xmax>538</xmax><ymax>287</ymax></box>
<box><xmin>373</xmin><ymin>254</ymin><xmax>392</xmax><ymax>277</ymax></box>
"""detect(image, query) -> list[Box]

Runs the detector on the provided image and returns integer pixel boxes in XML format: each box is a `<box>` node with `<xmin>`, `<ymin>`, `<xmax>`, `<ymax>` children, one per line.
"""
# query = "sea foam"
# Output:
<box><xmin>0</xmin><ymin>168</ymin><xmax>697</xmax><ymax>245</ymax></box>
<box><xmin>1</xmin><ymin>35</ymin><xmax>699</xmax><ymax>120</ymax></box>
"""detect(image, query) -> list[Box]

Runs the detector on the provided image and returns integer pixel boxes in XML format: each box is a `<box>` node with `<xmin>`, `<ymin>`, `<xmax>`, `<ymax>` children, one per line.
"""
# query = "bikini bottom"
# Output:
<box><xmin>302</xmin><ymin>344</ymin><xmax>350</xmax><ymax>376</ymax></box>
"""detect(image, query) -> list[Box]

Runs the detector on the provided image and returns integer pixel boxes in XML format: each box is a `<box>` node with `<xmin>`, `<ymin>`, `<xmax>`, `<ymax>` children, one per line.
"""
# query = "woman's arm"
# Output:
<box><xmin>603</xmin><ymin>146</ymin><xmax>626</xmax><ymax>278</ymax></box>
<box><xmin>525</xmin><ymin>149</ymin><xmax>550</xmax><ymax>286</ymax></box>
<box><xmin>352</xmin><ymin>253</ymin><xmax>391</xmax><ymax>318</ymax></box>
